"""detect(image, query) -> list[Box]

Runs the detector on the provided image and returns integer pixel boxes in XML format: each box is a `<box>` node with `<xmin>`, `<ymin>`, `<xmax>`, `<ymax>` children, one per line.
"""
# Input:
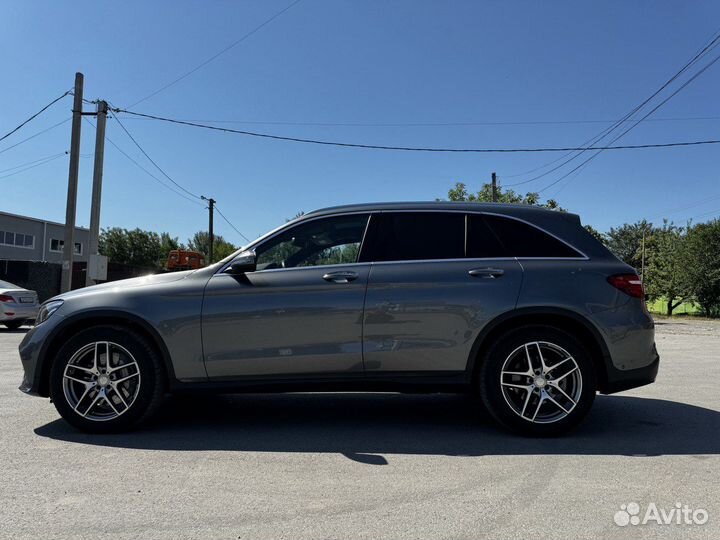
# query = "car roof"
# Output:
<box><xmin>305</xmin><ymin>201</ymin><xmax>572</xmax><ymax>219</ymax></box>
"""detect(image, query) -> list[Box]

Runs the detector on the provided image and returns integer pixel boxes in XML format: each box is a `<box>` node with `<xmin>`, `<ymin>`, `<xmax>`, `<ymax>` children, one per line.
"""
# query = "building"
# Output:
<box><xmin>0</xmin><ymin>210</ymin><xmax>89</xmax><ymax>263</ymax></box>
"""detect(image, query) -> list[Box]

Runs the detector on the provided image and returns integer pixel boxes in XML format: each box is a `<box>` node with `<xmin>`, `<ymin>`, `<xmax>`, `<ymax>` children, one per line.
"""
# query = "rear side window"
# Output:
<box><xmin>479</xmin><ymin>214</ymin><xmax>581</xmax><ymax>258</ymax></box>
<box><xmin>371</xmin><ymin>212</ymin><xmax>465</xmax><ymax>262</ymax></box>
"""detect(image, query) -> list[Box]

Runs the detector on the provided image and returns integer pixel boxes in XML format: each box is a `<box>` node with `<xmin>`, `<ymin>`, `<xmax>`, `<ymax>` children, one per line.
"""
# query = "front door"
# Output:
<box><xmin>202</xmin><ymin>213</ymin><xmax>371</xmax><ymax>378</ymax></box>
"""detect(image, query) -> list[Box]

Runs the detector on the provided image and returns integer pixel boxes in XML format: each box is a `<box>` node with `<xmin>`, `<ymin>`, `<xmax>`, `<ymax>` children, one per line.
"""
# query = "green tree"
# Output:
<box><xmin>644</xmin><ymin>222</ymin><xmax>687</xmax><ymax>316</ymax></box>
<box><xmin>446</xmin><ymin>181</ymin><xmax>562</xmax><ymax>209</ymax></box>
<box><xmin>683</xmin><ymin>219</ymin><xmax>720</xmax><ymax>317</ymax></box>
<box><xmin>605</xmin><ymin>220</ymin><xmax>653</xmax><ymax>271</ymax></box>
<box><xmin>99</xmin><ymin>227</ymin><xmax>164</xmax><ymax>268</ymax></box>
<box><xmin>187</xmin><ymin>231</ymin><xmax>238</xmax><ymax>263</ymax></box>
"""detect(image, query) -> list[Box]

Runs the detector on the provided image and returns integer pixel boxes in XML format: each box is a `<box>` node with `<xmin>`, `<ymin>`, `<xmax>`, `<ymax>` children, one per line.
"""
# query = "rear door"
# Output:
<box><xmin>361</xmin><ymin>211</ymin><xmax>523</xmax><ymax>373</ymax></box>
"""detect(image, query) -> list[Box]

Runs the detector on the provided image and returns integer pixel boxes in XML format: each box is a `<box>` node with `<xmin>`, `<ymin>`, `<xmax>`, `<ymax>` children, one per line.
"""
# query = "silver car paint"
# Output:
<box><xmin>18</xmin><ymin>202</ymin><xmax>656</xmax><ymax>395</ymax></box>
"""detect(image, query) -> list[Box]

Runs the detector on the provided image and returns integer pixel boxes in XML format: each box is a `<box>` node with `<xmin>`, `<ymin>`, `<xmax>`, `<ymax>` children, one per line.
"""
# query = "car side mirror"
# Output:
<box><xmin>226</xmin><ymin>250</ymin><xmax>257</xmax><ymax>274</ymax></box>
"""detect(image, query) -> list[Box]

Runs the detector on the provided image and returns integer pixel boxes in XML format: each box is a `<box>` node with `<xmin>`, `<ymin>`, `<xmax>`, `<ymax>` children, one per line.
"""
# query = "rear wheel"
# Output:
<box><xmin>3</xmin><ymin>320</ymin><xmax>25</xmax><ymax>330</ymax></box>
<box><xmin>479</xmin><ymin>326</ymin><xmax>596</xmax><ymax>436</ymax></box>
<box><xmin>49</xmin><ymin>326</ymin><xmax>165</xmax><ymax>433</ymax></box>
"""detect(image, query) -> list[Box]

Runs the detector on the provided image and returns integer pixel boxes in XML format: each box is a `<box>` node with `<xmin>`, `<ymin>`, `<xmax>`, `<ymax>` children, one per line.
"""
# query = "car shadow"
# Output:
<box><xmin>0</xmin><ymin>327</ymin><xmax>29</xmax><ymax>334</ymax></box>
<box><xmin>34</xmin><ymin>393</ymin><xmax>720</xmax><ymax>462</ymax></box>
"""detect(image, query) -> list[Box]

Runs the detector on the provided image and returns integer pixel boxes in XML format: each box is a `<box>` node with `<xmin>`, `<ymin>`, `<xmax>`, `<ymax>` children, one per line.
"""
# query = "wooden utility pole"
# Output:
<box><xmin>86</xmin><ymin>100</ymin><xmax>108</xmax><ymax>286</ymax></box>
<box><xmin>491</xmin><ymin>172</ymin><xmax>498</xmax><ymax>202</ymax></box>
<box><xmin>61</xmin><ymin>72</ymin><xmax>84</xmax><ymax>293</ymax></box>
<box><xmin>202</xmin><ymin>196</ymin><xmax>216</xmax><ymax>263</ymax></box>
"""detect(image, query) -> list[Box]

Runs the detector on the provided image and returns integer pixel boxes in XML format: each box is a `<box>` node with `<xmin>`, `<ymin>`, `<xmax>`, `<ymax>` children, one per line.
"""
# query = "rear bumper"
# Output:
<box><xmin>601</xmin><ymin>344</ymin><xmax>660</xmax><ymax>394</ymax></box>
<box><xmin>1</xmin><ymin>305</ymin><xmax>38</xmax><ymax>321</ymax></box>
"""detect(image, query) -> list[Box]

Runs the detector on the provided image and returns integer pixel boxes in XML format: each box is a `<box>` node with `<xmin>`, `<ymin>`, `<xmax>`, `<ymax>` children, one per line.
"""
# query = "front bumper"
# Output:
<box><xmin>18</xmin><ymin>321</ymin><xmax>55</xmax><ymax>396</ymax></box>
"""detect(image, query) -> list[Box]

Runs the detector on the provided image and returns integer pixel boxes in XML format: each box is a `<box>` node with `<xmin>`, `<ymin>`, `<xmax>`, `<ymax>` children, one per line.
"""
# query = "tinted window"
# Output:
<box><xmin>371</xmin><ymin>212</ymin><xmax>465</xmax><ymax>262</ymax></box>
<box><xmin>466</xmin><ymin>215</ymin><xmax>507</xmax><ymax>258</ymax></box>
<box><xmin>256</xmin><ymin>214</ymin><xmax>369</xmax><ymax>270</ymax></box>
<box><xmin>481</xmin><ymin>214</ymin><xmax>581</xmax><ymax>258</ymax></box>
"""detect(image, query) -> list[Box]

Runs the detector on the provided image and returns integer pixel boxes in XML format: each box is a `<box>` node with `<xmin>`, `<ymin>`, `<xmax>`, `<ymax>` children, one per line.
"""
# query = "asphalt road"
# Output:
<box><xmin>1</xmin><ymin>319</ymin><xmax>718</xmax><ymax>539</ymax></box>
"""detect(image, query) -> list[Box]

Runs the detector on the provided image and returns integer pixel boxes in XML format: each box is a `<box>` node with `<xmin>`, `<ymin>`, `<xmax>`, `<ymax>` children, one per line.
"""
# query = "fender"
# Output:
<box><xmin>34</xmin><ymin>309</ymin><xmax>176</xmax><ymax>396</ymax></box>
<box><xmin>464</xmin><ymin>306</ymin><xmax>612</xmax><ymax>383</ymax></box>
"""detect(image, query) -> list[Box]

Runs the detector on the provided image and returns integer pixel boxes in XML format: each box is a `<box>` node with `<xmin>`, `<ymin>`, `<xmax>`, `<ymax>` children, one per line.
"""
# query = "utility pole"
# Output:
<box><xmin>491</xmin><ymin>172</ymin><xmax>498</xmax><ymax>202</ymax></box>
<box><xmin>202</xmin><ymin>196</ymin><xmax>216</xmax><ymax>263</ymax></box>
<box><xmin>86</xmin><ymin>100</ymin><xmax>108</xmax><ymax>286</ymax></box>
<box><xmin>61</xmin><ymin>72</ymin><xmax>84</xmax><ymax>293</ymax></box>
<box><xmin>640</xmin><ymin>227</ymin><xmax>646</xmax><ymax>282</ymax></box>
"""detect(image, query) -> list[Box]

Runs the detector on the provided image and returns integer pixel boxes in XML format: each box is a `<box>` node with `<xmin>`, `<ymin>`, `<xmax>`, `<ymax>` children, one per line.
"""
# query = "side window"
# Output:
<box><xmin>466</xmin><ymin>215</ymin><xmax>507</xmax><ymax>258</ymax></box>
<box><xmin>255</xmin><ymin>214</ymin><xmax>369</xmax><ymax>270</ymax></box>
<box><xmin>371</xmin><ymin>212</ymin><xmax>465</xmax><ymax>262</ymax></box>
<box><xmin>481</xmin><ymin>214</ymin><xmax>581</xmax><ymax>258</ymax></box>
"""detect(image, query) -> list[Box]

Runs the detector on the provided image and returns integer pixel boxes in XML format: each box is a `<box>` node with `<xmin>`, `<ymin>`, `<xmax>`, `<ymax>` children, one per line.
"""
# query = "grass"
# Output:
<box><xmin>646</xmin><ymin>297</ymin><xmax>702</xmax><ymax>316</ymax></box>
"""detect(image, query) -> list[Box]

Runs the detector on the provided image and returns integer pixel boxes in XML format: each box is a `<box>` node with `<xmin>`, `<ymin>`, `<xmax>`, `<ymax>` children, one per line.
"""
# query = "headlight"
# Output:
<box><xmin>36</xmin><ymin>300</ymin><xmax>64</xmax><ymax>325</ymax></box>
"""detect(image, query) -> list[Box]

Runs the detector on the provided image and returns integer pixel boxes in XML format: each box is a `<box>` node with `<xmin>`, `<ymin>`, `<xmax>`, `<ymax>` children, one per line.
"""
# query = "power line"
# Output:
<box><xmin>0</xmin><ymin>151</ymin><xmax>68</xmax><ymax>174</ymax></box>
<box><xmin>0</xmin><ymin>91</ymin><xmax>70</xmax><ymax>144</ymax></box>
<box><xmin>112</xmin><ymin>107</ymin><xmax>720</xmax><ymax>153</ymax></box>
<box><xmin>537</xmin><ymin>50</ymin><xmax>720</xmax><ymax>194</ymax></box>
<box><xmin>214</xmin><ymin>203</ymin><xmax>251</xmax><ymax>243</ymax></box>
<box><xmin>119</xmin><ymin>114</ymin><xmax>720</xmax><ymax>128</ymax></box>
<box><xmin>0</xmin><ymin>118</ymin><xmax>71</xmax><ymax>156</ymax></box>
<box><xmin>109</xmin><ymin>112</ymin><xmax>202</xmax><ymax>199</ymax></box>
<box><xmin>84</xmin><ymin>117</ymin><xmax>204</xmax><ymax>206</ymax></box>
<box><xmin>0</xmin><ymin>152</ymin><xmax>67</xmax><ymax>180</ymax></box>
<box><xmin>503</xmin><ymin>28</ymin><xmax>720</xmax><ymax>185</ymax></box>
<box><xmin>128</xmin><ymin>0</ymin><xmax>302</xmax><ymax>107</ymax></box>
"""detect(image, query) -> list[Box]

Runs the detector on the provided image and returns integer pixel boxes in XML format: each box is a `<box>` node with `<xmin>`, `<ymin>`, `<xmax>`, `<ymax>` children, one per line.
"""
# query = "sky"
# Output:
<box><xmin>2</xmin><ymin>0</ymin><xmax>719</xmax><ymax>246</ymax></box>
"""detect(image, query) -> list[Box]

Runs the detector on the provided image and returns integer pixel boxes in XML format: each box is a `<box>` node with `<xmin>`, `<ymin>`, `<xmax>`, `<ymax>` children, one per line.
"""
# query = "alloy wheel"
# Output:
<box><xmin>499</xmin><ymin>341</ymin><xmax>582</xmax><ymax>424</ymax></box>
<box><xmin>62</xmin><ymin>341</ymin><xmax>141</xmax><ymax>421</ymax></box>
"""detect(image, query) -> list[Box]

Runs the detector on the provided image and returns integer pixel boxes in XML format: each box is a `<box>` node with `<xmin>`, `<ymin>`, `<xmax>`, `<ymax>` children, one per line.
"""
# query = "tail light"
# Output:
<box><xmin>607</xmin><ymin>274</ymin><xmax>645</xmax><ymax>299</ymax></box>
<box><xmin>0</xmin><ymin>294</ymin><xmax>15</xmax><ymax>303</ymax></box>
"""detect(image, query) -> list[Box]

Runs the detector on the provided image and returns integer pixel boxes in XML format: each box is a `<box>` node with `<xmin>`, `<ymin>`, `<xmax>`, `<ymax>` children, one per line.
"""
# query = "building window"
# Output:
<box><xmin>0</xmin><ymin>230</ymin><xmax>34</xmax><ymax>249</ymax></box>
<box><xmin>50</xmin><ymin>238</ymin><xmax>82</xmax><ymax>255</ymax></box>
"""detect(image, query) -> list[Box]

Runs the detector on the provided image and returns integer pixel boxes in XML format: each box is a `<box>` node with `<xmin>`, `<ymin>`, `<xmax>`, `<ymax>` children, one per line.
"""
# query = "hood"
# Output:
<box><xmin>53</xmin><ymin>270</ymin><xmax>196</xmax><ymax>302</ymax></box>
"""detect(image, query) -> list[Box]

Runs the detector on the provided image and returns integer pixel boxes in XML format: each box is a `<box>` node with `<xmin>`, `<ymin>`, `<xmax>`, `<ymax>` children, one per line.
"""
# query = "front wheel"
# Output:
<box><xmin>49</xmin><ymin>326</ymin><xmax>166</xmax><ymax>433</ymax></box>
<box><xmin>479</xmin><ymin>326</ymin><xmax>596</xmax><ymax>436</ymax></box>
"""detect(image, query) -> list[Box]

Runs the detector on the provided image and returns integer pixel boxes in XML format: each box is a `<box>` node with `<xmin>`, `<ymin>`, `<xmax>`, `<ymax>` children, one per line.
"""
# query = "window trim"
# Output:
<box><xmin>221</xmin><ymin>211</ymin><xmax>373</xmax><ymax>274</ymax></box>
<box><xmin>0</xmin><ymin>231</ymin><xmax>35</xmax><ymax>250</ymax></box>
<box><xmin>216</xmin><ymin>208</ymin><xmax>588</xmax><ymax>275</ymax></box>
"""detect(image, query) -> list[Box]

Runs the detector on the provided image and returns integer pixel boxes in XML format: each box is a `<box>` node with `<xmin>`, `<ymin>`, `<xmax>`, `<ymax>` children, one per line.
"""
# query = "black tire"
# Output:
<box><xmin>49</xmin><ymin>325</ymin><xmax>166</xmax><ymax>433</ymax></box>
<box><xmin>478</xmin><ymin>325</ymin><xmax>596</xmax><ymax>436</ymax></box>
<box><xmin>3</xmin><ymin>320</ymin><xmax>25</xmax><ymax>330</ymax></box>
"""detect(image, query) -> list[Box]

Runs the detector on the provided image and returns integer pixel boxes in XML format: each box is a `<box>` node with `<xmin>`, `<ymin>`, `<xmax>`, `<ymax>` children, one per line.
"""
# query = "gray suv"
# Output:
<box><xmin>19</xmin><ymin>202</ymin><xmax>659</xmax><ymax>436</ymax></box>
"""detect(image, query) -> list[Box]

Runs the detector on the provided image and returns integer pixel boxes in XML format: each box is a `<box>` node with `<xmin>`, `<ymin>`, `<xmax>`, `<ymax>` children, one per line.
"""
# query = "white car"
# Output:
<box><xmin>0</xmin><ymin>279</ymin><xmax>39</xmax><ymax>330</ymax></box>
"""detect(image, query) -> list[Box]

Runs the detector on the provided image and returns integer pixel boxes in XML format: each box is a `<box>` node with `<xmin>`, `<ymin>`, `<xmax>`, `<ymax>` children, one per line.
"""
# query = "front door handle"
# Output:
<box><xmin>322</xmin><ymin>271</ymin><xmax>359</xmax><ymax>283</ymax></box>
<box><xmin>468</xmin><ymin>267</ymin><xmax>505</xmax><ymax>279</ymax></box>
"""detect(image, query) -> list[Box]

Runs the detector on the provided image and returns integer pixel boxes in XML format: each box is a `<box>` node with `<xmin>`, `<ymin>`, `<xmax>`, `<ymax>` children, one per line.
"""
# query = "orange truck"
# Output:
<box><xmin>166</xmin><ymin>250</ymin><xmax>206</xmax><ymax>271</ymax></box>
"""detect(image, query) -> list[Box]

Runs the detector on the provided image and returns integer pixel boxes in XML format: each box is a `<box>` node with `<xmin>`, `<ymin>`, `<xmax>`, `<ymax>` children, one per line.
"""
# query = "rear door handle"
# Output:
<box><xmin>322</xmin><ymin>271</ymin><xmax>359</xmax><ymax>283</ymax></box>
<box><xmin>468</xmin><ymin>267</ymin><xmax>505</xmax><ymax>279</ymax></box>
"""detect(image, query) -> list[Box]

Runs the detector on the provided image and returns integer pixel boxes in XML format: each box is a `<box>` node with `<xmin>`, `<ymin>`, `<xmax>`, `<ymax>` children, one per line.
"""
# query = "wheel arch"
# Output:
<box><xmin>35</xmin><ymin>310</ymin><xmax>175</xmax><ymax>397</ymax></box>
<box><xmin>467</xmin><ymin>307</ymin><xmax>612</xmax><ymax>393</ymax></box>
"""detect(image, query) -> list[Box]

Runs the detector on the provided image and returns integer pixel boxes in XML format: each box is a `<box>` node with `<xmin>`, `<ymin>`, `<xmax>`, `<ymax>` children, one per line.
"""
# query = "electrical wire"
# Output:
<box><xmin>111</xmin><ymin>108</ymin><xmax>720</xmax><ymax>153</ymax></box>
<box><xmin>109</xmin><ymin>112</ymin><xmax>202</xmax><ymax>199</ymax></box>
<box><xmin>0</xmin><ymin>118</ymin><xmax>71</xmax><ymax>156</ymax></box>
<box><xmin>128</xmin><ymin>0</ymin><xmax>302</xmax><ymax>107</ymax></box>
<box><xmin>502</xmin><ymin>28</ymin><xmax>720</xmax><ymax>185</ymax></box>
<box><xmin>0</xmin><ymin>152</ymin><xmax>68</xmax><ymax>174</ymax></box>
<box><xmin>214</xmin><ymin>204</ymin><xmax>251</xmax><ymax>243</ymax></box>
<box><xmin>0</xmin><ymin>91</ymin><xmax>70</xmax><ymax>144</ymax></box>
<box><xmin>536</xmin><ymin>51</ymin><xmax>720</xmax><ymax>194</ymax></box>
<box><xmin>84</xmin><ymin>118</ymin><xmax>204</xmax><ymax>207</ymax></box>
<box><xmin>118</xmin><ymin>114</ymin><xmax>720</xmax><ymax>128</ymax></box>
<box><xmin>0</xmin><ymin>152</ymin><xmax>67</xmax><ymax>180</ymax></box>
